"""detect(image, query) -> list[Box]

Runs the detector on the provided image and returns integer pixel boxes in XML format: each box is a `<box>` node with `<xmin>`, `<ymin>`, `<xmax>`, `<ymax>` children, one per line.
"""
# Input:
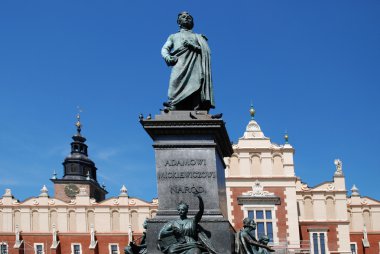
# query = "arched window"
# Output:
<box><xmin>87</xmin><ymin>210</ymin><xmax>95</xmax><ymax>232</ymax></box>
<box><xmin>131</xmin><ymin>211</ymin><xmax>139</xmax><ymax>232</ymax></box>
<box><xmin>273</xmin><ymin>155</ymin><xmax>283</xmax><ymax>175</ymax></box>
<box><xmin>347</xmin><ymin>210</ymin><xmax>353</xmax><ymax>230</ymax></box>
<box><xmin>326</xmin><ymin>197</ymin><xmax>335</xmax><ymax>220</ymax></box>
<box><xmin>304</xmin><ymin>197</ymin><xmax>314</xmax><ymax>220</ymax></box>
<box><xmin>250</xmin><ymin>155</ymin><xmax>261</xmax><ymax>176</ymax></box>
<box><xmin>229</xmin><ymin>155</ymin><xmax>239</xmax><ymax>176</ymax></box>
<box><xmin>14</xmin><ymin>210</ymin><xmax>21</xmax><ymax>231</ymax></box>
<box><xmin>50</xmin><ymin>210</ymin><xmax>58</xmax><ymax>231</ymax></box>
<box><xmin>68</xmin><ymin>211</ymin><xmax>76</xmax><ymax>232</ymax></box>
<box><xmin>111</xmin><ymin>211</ymin><xmax>120</xmax><ymax>232</ymax></box>
<box><xmin>363</xmin><ymin>210</ymin><xmax>371</xmax><ymax>230</ymax></box>
<box><xmin>32</xmin><ymin>210</ymin><xmax>39</xmax><ymax>231</ymax></box>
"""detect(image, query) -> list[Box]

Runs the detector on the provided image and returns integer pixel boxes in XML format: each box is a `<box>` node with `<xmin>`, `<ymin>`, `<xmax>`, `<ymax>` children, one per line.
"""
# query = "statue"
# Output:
<box><xmin>235</xmin><ymin>218</ymin><xmax>275</xmax><ymax>254</ymax></box>
<box><xmin>157</xmin><ymin>196</ymin><xmax>217</xmax><ymax>253</ymax></box>
<box><xmin>125</xmin><ymin>219</ymin><xmax>147</xmax><ymax>254</ymax></box>
<box><xmin>161</xmin><ymin>12</ymin><xmax>215</xmax><ymax>112</ymax></box>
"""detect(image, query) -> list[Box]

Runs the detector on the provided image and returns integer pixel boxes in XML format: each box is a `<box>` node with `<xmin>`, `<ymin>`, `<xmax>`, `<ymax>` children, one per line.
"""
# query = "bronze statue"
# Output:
<box><xmin>235</xmin><ymin>218</ymin><xmax>275</xmax><ymax>254</ymax></box>
<box><xmin>157</xmin><ymin>196</ymin><xmax>217</xmax><ymax>254</ymax></box>
<box><xmin>161</xmin><ymin>12</ymin><xmax>214</xmax><ymax>112</ymax></box>
<box><xmin>125</xmin><ymin>219</ymin><xmax>147</xmax><ymax>254</ymax></box>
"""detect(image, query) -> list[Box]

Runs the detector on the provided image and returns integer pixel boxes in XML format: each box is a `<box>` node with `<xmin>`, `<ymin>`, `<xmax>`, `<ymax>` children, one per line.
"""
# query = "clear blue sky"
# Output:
<box><xmin>0</xmin><ymin>1</ymin><xmax>379</xmax><ymax>202</ymax></box>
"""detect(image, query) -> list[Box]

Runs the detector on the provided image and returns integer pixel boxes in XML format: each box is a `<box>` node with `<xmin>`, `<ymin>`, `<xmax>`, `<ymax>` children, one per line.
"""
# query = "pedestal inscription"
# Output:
<box><xmin>141</xmin><ymin>111</ymin><xmax>235</xmax><ymax>253</ymax></box>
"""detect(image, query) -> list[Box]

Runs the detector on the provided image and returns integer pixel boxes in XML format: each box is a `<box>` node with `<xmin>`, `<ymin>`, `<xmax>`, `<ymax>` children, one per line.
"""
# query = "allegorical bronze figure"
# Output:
<box><xmin>125</xmin><ymin>219</ymin><xmax>147</xmax><ymax>254</ymax></box>
<box><xmin>235</xmin><ymin>218</ymin><xmax>275</xmax><ymax>254</ymax></box>
<box><xmin>157</xmin><ymin>196</ymin><xmax>217</xmax><ymax>254</ymax></box>
<box><xmin>161</xmin><ymin>12</ymin><xmax>214</xmax><ymax>112</ymax></box>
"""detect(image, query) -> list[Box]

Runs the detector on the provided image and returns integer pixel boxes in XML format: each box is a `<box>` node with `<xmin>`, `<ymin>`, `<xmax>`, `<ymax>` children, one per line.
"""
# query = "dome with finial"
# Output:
<box><xmin>242</xmin><ymin>104</ymin><xmax>266</xmax><ymax>139</ymax></box>
<box><xmin>351</xmin><ymin>184</ymin><xmax>360</xmax><ymax>196</ymax></box>
<box><xmin>249</xmin><ymin>103</ymin><xmax>255</xmax><ymax>119</ymax></box>
<box><xmin>39</xmin><ymin>185</ymin><xmax>49</xmax><ymax>197</ymax></box>
<box><xmin>119</xmin><ymin>185</ymin><xmax>128</xmax><ymax>196</ymax></box>
<box><xmin>284</xmin><ymin>131</ymin><xmax>289</xmax><ymax>143</ymax></box>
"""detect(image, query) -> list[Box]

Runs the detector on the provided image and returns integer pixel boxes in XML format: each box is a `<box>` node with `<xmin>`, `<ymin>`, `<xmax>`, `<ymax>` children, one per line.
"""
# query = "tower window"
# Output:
<box><xmin>109</xmin><ymin>244</ymin><xmax>119</xmax><ymax>254</ymax></box>
<box><xmin>0</xmin><ymin>242</ymin><xmax>8</xmax><ymax>254</ymax></box>
<box><xmin>72</xmin><ymin>244</ymin><xmax>81</xmax><ymax>254</ymax></box>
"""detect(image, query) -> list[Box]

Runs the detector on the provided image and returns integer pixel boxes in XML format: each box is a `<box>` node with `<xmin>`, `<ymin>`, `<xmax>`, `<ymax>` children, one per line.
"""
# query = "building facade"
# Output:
<box><xmin>0</xmin><ymin>116</ymin><xmax>158</xmax><ymax>254</ymax></box>
<box><xmin>224</xmin><ymin>109</ymin><xmax>380</xmax><ymax>254</ymax></box>
<box><xmin>1</xmin><ymin>110</ymin><xmax>379</xmax><ymax>254</ymax></box>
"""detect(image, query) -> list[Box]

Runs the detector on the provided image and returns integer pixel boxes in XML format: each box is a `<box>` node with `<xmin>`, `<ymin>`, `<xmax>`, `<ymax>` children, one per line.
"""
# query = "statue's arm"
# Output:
<box><xmin>183</xmin><ymin>40</ymin><xmax>201</xmax><ymax>53</ymax></box>
<box><xmin>159</xmin><ymin>223</ymin><xmax>174</xmax><ymax>238</ymax></box>
<box><xmin>194</xmin><ymin>195</ymin><xmax>204</xmax><ymax>224</ymax></box>
<box><xmin>242</xmin><ymin>233</ymin><xmax>274</xmax><ymax>251</ymax></box>
<box><xmin>161</xmin><ymin>36</ymin><xmax>177</xmax><ymax>66</ymax></box>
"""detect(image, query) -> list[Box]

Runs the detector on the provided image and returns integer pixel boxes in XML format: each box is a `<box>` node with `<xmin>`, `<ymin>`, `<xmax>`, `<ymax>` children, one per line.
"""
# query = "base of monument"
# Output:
<box><xmin>146</xmin><ymin>216</ymin><xmax>235</xmax><ymax>254</ymax></box>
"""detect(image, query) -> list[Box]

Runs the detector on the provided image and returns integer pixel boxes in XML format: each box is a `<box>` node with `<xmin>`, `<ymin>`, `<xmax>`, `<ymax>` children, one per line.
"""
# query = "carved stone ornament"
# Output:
<box><xmin>0</xmin><ymin>199</ymin><xmax>3</xmax><ymax>205</ymax></box>
<box><xmin>327</xmin><ymin>184</ymin><xmax>335</xmax><ymax>191</ymax></box>
<box><xmin>129</xmin><ymin>199</ymin><xmax>136</xmax><ymax>205</ymax></box>
<box><xmin>113</xmin><ymin>199</ymin><xmax>119</xmax><ymax>205</ymax></box>
<box><xmin>247</xmin><ymin>121</ymin><xmax>260</xmax><ymax>132</ymax></box>
<box><xmin>90</xmin><ymin>198</ymin><xmax>97</xmax><ymax>204</ymax></box>
<box><xmin>69</xmin><ymin>199</ymin><xmax>76</xmax><ymax>205</ymax></box>
<box><xmin>361</xmin><ymin>198</ymin><xmax>368</xmax><ymax>205</ymax></box>
<box><xmin>334</xmin><ymin>159</ymin><xmax>343</xmax><ymax>176</ymax></box>
<box><xmin>4</xmin><ymin>188</ymin><xmax>12</xmax><ymax>197</ymax></box>
<box><xmin>49</xmin><ymin>199</ymin><xmax>55</xmax><ymax>205</ymax></box>
<box><xmin>301</xmin><ymin>184</ymin><xmax>310</xmax><ymax>191</ymax></box>
<box><xmin>33</xmin><ymin>199</ymin><xmax>39</xmax><ymax>205</ymax></box>
<box><xmin>242</xmin><ymin>180</ymin><xmax>275</xmax><ymax>197</ymax></box>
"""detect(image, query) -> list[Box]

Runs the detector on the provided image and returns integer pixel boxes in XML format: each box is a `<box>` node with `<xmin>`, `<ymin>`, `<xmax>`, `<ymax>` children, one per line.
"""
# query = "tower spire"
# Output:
<box><xmin>75</xmin><ymin>106</ymin><xmax>82</xmax><ymax>136</ymax></box>
<box><xmin>249</xmin><ymin>103</ymin><xmax>255</xmax><ymax>120</ymax></box>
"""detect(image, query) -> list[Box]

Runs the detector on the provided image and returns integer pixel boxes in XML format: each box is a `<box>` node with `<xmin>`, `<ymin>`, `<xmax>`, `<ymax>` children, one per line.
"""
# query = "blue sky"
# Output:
<box><xmin>0</xmin><ymin>1</ymin><xmax>379</xmax><ymax>202</ymax></box>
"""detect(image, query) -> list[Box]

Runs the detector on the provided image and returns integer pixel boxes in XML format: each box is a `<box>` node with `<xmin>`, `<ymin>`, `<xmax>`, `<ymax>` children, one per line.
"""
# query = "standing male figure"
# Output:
<box><xmin>161</xmin><ymin>12</ymin><xmax>215</xmax><ymax>112</ymax></box>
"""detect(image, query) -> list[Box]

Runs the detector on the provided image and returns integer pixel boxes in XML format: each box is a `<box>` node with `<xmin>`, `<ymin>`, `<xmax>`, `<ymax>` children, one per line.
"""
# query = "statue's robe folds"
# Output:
<box><xmin>158</xmin><ymin>219</ymin><xmax>216</xmax><ymax>254</ymax></box>
<box><xmin>161</xmin><ymin>29</ymin><xmax>214</xmax><ymax>110</ymax></box>
<box><xmin>235</xmin><ymin>231</ymin><xmax>272</xmax><ymax>254</ymax></box>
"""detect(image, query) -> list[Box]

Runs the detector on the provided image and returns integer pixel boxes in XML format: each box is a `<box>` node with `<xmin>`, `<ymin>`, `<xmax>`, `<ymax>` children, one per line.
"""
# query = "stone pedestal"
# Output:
<box><xmin>141</xmin><ymin>111</ymin><xmax>235</xmax><ymax>253</ymax></box>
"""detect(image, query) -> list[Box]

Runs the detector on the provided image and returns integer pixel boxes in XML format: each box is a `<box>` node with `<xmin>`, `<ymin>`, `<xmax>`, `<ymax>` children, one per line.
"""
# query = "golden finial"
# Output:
<box><xmin>76</xmin><ymin>106</ymin><xmax>82</xmax><ymax>135</ymax></box>
<box><xmin>249</xmin><ymin>103</ymin><xmax>255</xmax><ymax>120</ymax></box>
<box><xmin>284</xmin><ymin>131</ymin><xmax>289</xmax><ymax>143</ymax></box>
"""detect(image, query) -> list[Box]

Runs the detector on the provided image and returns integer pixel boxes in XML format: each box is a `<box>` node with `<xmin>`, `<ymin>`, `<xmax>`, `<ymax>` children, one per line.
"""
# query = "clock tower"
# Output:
<box><xmin>51</xmin><ymin>113</ymin><xmax>107</xmax><ymax>202</ymax></box>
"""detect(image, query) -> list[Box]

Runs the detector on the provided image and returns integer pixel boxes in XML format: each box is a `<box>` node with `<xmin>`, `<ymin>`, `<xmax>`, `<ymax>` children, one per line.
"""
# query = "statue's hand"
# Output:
<box><xmin>172</xmin><ymin>226</ymin><xmax>182</xmax><ymax>236</ymax></box>
<box><xmin>183</xmin><ymin>40</ymin><xmax>195</xmax><ymax>50</ymax></box>
<box><xmin>183</xmin><ymin>40</ymin><xmax>201</xmax><ymax>53</ymax></box>
<box><xmin>165</xmin><ymin>55</ymin><xmax>178</xmax><ymax>66</ymax></box>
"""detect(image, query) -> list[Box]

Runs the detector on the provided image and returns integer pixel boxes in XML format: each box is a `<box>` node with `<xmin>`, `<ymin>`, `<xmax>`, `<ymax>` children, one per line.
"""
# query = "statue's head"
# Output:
<box><xmin>177</xmin><ymin>11</ymin><xmax>194</xmax><ymax>30</ymax></box>
<box><xmin>177</xmin><ymin>201</ymin><xmax>189</xmax><ymax>217</ymax></box>
<box><xmin>243</xmin><ymin>217</ymin><xmax>257</xmax><ymax>230</ymax></box>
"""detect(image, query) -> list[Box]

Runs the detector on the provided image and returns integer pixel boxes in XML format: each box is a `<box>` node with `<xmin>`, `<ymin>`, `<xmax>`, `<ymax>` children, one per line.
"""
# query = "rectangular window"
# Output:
<box><xmin>110</xmin><ymin>244</ymin><xmax>119</xmax><ymax>254</ymax></box>
<box><xmin>247</xmin><ymin>209</ymin><xmax>274</xmax><ymax>242</ymax></box>
<box><xmin>310</xmin><ymin>232</ymin><xmax>328</xmax><ymax>254</ymax></box>
<box><xmin>350</xmin><ymin>243</ymin><xmax>357</xmax><ymax>254</ymax></box>
<box><xmin>72</xmin><ymin>244</ymin><xmax>81</xmax><ymax>254</ymax></box>
<box><xmin>0</xmin><ymin>243</ymin><xmax>8</xmax><ymax>254</ymax></box>
<box><xmin>34</xmin><ymin>243</ymin><xmax>44</xmax><ymax>254</ymax></box>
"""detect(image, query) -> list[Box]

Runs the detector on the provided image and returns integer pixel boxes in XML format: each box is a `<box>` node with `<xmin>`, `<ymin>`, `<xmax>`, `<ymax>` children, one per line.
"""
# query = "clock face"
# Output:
<box><xmin>64</xmin><ymin>184</ymin><xmax>79</xmax><ymax>197</ymax></box>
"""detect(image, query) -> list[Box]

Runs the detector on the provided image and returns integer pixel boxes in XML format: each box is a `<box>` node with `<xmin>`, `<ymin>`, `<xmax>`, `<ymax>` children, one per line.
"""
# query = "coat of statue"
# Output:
<box><xmin>157</xmin><ymin>196</ymin><xmax>217</xmax><ymax>254</ymax></box>
<box><xmin>235</xmin><ymin>218</ymin><xmax>275</xmax><ymax>254</ymax></box>
<box><xmin>161</xmin><ymin>12</ymin><xmax>214</xmax><ymax>112</ymax></box>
